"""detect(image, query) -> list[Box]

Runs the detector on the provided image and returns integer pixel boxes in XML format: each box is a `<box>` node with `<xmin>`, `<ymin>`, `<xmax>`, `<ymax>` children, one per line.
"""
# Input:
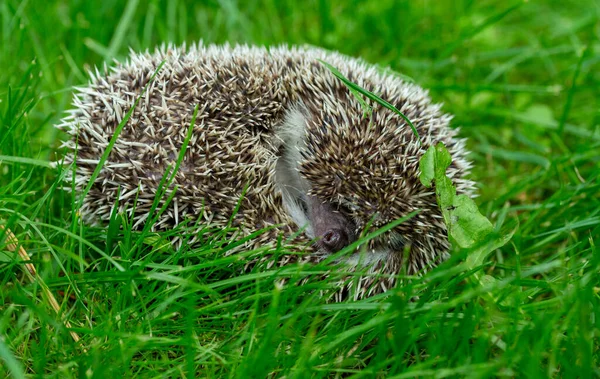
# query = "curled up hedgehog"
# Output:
<box><xmin>57</xmin><ymin>43</ymin><xmax>473</xmax><ymax>298</ymax></box>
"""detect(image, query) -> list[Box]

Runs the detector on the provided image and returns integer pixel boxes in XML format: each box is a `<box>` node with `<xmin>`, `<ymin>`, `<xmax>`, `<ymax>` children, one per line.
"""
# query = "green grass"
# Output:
<box><xmin>1</xmin><ymin>0</ymin><xmax>599</xmax><ymax>377</ymax></box>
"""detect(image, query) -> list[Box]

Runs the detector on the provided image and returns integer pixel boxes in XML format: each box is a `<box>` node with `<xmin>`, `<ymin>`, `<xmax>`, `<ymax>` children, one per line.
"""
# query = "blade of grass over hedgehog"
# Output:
<box><xmin>77</xmin><ymin>61</ymin><xmax>166</xmax><ymax>211</ymax></box>
<box><xmin>132</xmin><ymin>104</ymin><xmax>200</xmax><ymax>251</ymax></box>
<box><xmin>167</xmin><ymin>103</ymin><xmax>200</xmax><ymax>187</ymax></box>
<box><xmin>319</xmin><ymin>60</ymin><xmax>422</xmax><ymax>146</ymax></box>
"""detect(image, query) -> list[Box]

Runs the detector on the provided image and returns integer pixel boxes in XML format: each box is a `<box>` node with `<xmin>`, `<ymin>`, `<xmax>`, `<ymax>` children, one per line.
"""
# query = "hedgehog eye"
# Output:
<box><xmin>336</xmin><ymin>202</ymin><xmax>353</xmax><ymax>216</ymax></box>
<box><xmin>336</xmin><ymin>200</ymin><xmax>359</xmax><ymax>215</ymax></box>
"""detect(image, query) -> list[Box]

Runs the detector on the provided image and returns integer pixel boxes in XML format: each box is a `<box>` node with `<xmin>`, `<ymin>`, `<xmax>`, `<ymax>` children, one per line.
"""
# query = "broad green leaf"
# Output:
<box><xmin>448</xmin><ymin>195</ymin><xmax>494</xmax><ymax>248</ymax></box>
<box><xmin>418</xmin><ymin>142</ymin><xmax>516</xmax><ymax>297</ymax></box>
<box><xmin>466</xmin><ymin>226</ymin><xmax>516</xmax><ymax>270</ymax></box>
<box><xmin>419</xmin><ymin>143</ymin><xmax>502</xmax><ymax>250</ymax></box>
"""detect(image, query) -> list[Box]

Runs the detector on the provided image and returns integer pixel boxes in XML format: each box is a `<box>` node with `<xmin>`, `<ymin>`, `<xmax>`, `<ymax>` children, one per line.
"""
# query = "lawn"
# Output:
<box><xmin>1</xmin><ymin>0</ymin><xmax>599</xmax><ymax>377</ymax></box>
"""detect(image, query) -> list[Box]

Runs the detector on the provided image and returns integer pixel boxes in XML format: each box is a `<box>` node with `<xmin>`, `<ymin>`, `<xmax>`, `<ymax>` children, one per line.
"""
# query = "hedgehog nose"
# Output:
<box><xmin>322</xmin><ymin>228</ymin><xmax>349</xmax><ymax>252</ymax></box>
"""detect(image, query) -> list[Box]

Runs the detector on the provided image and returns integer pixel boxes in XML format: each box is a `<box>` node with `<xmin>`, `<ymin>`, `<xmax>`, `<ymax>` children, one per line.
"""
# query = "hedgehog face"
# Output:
<box><xmin>305</xmin><ymin>194</ymin><xmax>358</xmax><ymax>254</ymax></box>
<box><xmin>276</xmin><ymin>101</ymin><xmax>437</xmax><ymax>271</ymax></box>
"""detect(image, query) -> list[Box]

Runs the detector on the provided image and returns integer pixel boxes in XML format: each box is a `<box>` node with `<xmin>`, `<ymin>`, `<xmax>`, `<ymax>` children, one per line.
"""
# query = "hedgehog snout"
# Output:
<box><xmin>321</xmin><ymin>228</ymin><xmax>349</xmax><ymax>252</ymax></box>
<box><xmin>307</xmin><ymin>195</ymin><xmax>357</xmax><ymax>253</ymax></box>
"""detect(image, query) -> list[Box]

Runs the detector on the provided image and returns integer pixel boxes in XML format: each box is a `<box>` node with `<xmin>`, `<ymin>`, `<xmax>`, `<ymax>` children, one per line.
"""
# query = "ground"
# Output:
<box><xmin>0</xmin><ymin>0</ymin><xmax>599</xmax><ymax>377</ymax></box>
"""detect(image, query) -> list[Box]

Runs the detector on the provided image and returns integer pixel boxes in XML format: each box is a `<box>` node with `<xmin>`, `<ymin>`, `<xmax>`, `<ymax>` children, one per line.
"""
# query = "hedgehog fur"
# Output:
<box><xmin>57</xmin><ymin>43</ymin><xmax>474</xmax><ymax>299</ymax></box>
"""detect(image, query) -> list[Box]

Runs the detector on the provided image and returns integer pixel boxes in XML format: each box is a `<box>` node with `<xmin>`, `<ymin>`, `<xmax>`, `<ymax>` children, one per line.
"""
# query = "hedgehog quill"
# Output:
<box><xmin>57</xmin><ymin>43</ymin><xmax>474</xmax><ymax>298</ymax></box>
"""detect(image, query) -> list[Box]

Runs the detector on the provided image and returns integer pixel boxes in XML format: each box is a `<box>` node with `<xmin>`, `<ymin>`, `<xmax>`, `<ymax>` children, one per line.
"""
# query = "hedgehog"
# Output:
<box><xmin>57</xmin><ymin>43</ymin><xmax>474</xmax><ymax>298</ymax></box>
